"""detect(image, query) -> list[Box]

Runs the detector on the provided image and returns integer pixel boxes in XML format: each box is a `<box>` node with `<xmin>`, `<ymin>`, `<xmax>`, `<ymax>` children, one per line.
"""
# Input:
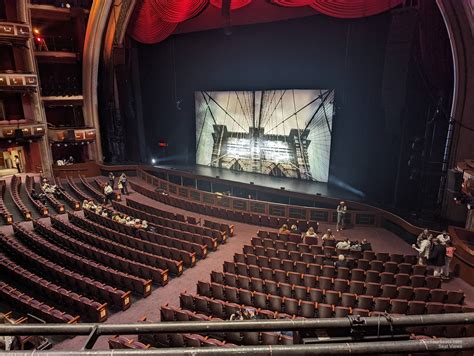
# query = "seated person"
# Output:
<box><xmin>229</xmin><ymin>310</ymin><xmax>243</xmax><ymax>321</ymax></box>
<box><xmin>279</xmin><ymin>224</ymin><xmax>290</xmax><ymax>235</ymax></box>
<box><xmin>303</xmin><ymin>226</ymin><xmax>318</xmax><ymax>244</ymax></box>
<box><xmin>31</xmin><ymin>189</ymin><xmax>47</xmax><ymax>205</ymax></box>
<box><xmin>350</xmin><ymin>240</ymin><xmax>362</xmax><ymax>252</ymax></box>
<box><xmin>336</xmin><ymin>238</ymin><xmax>351</xmax><ymax>250</ymax></box>
<box><xmin>322</xmin><ymin>252</ymin><xmax>334</xmax><ymax>266</ymax></box>
<box><xmin>242</xmin><ymin>308</ymin><xmax>257</xmax><ymax>320</ymax></box>
<box><xmin>321</xmin><ymin>229</ymin><xmax>335</xmax><ymax>241</ymax></box>
<box><xmin>360</xmin><ymin>238</ymin><xmax>372</xmax><ymax>251</ymax></box>
<box><xmin>334</xmin><ymin>254</ymin><xmax>349</xmax><ymax>268</ymax></box>
<box><xmin>141</xmin><ymin>220</ymin><xmax>149</xmax><ymax>230</ymax></box>
<box><xmin>290</xmin><ymin>224</ymin><xmax>298</xmax><ymax>234</ymax></box>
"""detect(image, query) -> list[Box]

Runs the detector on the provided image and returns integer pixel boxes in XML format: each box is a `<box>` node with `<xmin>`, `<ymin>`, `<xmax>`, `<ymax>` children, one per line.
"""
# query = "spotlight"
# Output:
<box><xmin>280</xmin><ymin>187</ymin><xmax>285</xmax><ymax>190</ymax></box>
<box><xmin>151</xmin><ymin>158</ymin><xmax>156</xmax><ymax>165</ymax></box>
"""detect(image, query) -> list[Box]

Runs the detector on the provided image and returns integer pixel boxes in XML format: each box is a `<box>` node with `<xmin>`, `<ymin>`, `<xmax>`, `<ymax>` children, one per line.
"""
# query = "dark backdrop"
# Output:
<box><xmin>135</xmin><ymin>12</ymin><xmax>443</xmax><ymax>206</ymax></box>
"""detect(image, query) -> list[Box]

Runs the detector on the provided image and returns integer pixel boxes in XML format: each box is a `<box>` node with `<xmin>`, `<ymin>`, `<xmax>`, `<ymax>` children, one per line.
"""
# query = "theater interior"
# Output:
<box><xmin>0</xmin><ymin>0</ymin><xmax>473</xmax><ymax>354</ymax></box>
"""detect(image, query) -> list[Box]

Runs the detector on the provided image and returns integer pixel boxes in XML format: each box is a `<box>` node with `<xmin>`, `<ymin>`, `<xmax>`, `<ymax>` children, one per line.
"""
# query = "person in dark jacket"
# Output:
<box><xmin>429</xmin><ymin>238</ymin><xmax>446</xmax><ymax>277</ymax></box>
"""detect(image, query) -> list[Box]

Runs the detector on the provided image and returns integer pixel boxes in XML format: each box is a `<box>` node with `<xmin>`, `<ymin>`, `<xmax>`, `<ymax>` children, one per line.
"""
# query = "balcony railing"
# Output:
<box><xmin>0</xmin><ymin>313</ymin><xmax>473</xmax><ymax>354</ymax></box>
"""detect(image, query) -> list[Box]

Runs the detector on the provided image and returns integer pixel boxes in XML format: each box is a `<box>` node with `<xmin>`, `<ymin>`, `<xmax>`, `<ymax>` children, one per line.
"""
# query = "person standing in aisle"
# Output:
<box><xmin>119</xmin><ymin>173</ymin><xmax>129</xmax><ymax>195</ymax></box>
<box><xmin>336</xmin><ymin>201</ymin><xmax>347</xmax><ymax>231</ymax></box>
<box><xmin>109</xmin><ymin>172</ymin><xmax>115</xmax><ymax>189</ymax></box>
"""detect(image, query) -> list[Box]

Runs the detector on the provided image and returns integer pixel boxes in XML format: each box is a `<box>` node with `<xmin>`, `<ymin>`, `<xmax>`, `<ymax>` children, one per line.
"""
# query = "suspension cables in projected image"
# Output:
<box><xmin>203</xmin><ymin>91</ymin><xmax>246</xmax><ymax>131</ymax></box>
<box><xmin>265</xmin><ymin>93</ymin><xmax>324</xmax><ymax>134</ymax></box>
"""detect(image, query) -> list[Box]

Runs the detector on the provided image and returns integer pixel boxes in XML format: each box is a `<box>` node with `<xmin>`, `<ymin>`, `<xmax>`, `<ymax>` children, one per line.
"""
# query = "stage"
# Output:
<box><xmin>153</xmin><ymin>164</ymin><xmax>363</xmax><ymax>203</ymax></box>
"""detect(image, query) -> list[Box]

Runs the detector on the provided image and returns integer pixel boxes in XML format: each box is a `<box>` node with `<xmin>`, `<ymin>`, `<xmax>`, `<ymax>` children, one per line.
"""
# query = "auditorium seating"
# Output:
<box><xmin>115</xmin><ymin>200</ymin><xmax>226</xmax><ymax>244</ymax></box>
<box><xmin>137</xmin><ymin>315</ymin><xmax>239</xmax><ymax>348</ymax></box>
<box><xmin>0</xmin><ymin>280</ymin><xmax>79</xmax><ymax>324</ymax></box>
<box><xmin>0</xmin><ymin>253</ymin><xmax>107</xmax><ymax>322</ymax></box>
<box><xmin>126</xmin><ymin>198</ymin><xmax>198</xmax><ymax>225</ymax></box>
<box><xmin>50</xmin><ymin>215</ymin><xmax>183</xmax><ymax>276</ymax></box>
<box><xmin>13</xmin><ymin>224</ymin><xmax>153</xmax><ymax>297</ymax></box>
<box><xmin>0</xmin><ymin>233</ymin><xmax>131</xmax><ymax>310</ymax></box>
<box><xmin>25</xmin><ymin>175</ymin><xmax>49</xmax><ymax>217</ymax></box>
<box><xmin>84</xmin><ymin>209</ymin><xmax>208</xmax><ymax>258</ymax></box>
<box><xmin>79</xmin><ymin>175</ymin><xmax>105</xmax><ymax>202</ymax></box>
<box><xmin>0</xmin><ymin>180</ymin><xmax>13</xmax><ymax>224</ymax></box>
<box><xmin>94</xmin><ymin>178</ymin><xmax>121</xmax><ymax>201</ymax></box>
<box><xmin>130</xmin><ymin>181</ymin><xmax>318</xmax><ymax>230</ymax></box>
<box><xmin>39</xmin><ymin>177</ymin><xmax>66</xmax><ymax>214</ymax></box>
<box><xmin>55</xmin><ymin>177</ymin><xmax>81</xmax><ymax>210</ymax></box>
<box><xmin>33</xmin><ymin>219</ymin><xmax>169</xmax><ymax>286</ymax></box>
<box><xmin>68</xmin><ymin>212</ymin><xmax>196</xmax><ymax>267</ymax></box>
<box><xmin>126</xmin><ymin>189</ymin><xmax>234</xmax><ymax>236</ymax></box>
<box><xmin>66</xmin><ymin>176</ymin><xmax>93</xmax><ymax>202</ymax></box>
<box><xmin>108</xmin><ymin>336</ymin><xmax>150</xmax><ymax>349</ymax></box>
<box><xmin>9</xmin><ymin>175</ymin><xmax>32</xmax><ymax>220</ymax></box>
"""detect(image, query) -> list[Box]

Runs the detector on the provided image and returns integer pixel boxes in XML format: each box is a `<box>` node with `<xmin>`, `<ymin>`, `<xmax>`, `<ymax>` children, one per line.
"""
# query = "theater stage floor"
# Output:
<box><xmin>154</xmin><ymin>165</ymin><xmax>363</xmax><ymax>202</ymax></box>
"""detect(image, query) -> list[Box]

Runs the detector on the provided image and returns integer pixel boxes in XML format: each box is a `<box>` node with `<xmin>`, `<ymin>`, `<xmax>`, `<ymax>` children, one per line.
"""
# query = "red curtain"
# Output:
<box><xmin>129</xmin><ymin>0</ymin><xmax>403</xmax><ymax>44</ymax></box>
<box><xmin>128</xmin><ymin>0</ymin><xmax>207</xmax><ymax>44</ymax></box>
<box><xmin>271</xmin><ymin>0</ymin><xmax>402</xmax><ymax>18</ymax></box>
<box><xmin>310</xmin><ymin>0</ymin><xmax>403</xmax><ymax>19</ymax></box>
<box><xmin>270</xmin><ymin>0</ymin><xmax>313</xmax><ymax>7</ymax></box>
<box><xmin>210</xmin><ymin>0</ymin><xmax>252</xmax><ymax>10</ymax></box>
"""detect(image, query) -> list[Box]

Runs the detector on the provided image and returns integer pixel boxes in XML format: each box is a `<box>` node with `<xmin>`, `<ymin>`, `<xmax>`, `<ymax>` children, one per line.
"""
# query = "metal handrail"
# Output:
<box><xmin>3</xmin><ymin>337</ymin><xmax>474</xmax><ymax>355</ymax></box>
<box><xmin>1</xmin><ymin>313</ymin><xmax>473</xmax><ymax>336</ymax></box>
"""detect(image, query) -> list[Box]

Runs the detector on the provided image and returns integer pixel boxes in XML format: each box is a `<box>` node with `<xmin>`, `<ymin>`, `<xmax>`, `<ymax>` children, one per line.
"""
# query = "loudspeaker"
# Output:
<box><xmin>446</xmin><ymin>169</ymin><xmax>463</xmax><ymax>193</ymax></box>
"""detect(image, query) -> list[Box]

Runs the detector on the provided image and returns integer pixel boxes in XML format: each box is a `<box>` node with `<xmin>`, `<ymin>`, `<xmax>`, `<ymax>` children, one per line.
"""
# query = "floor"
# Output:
<box><xmin>49</xmin><ymin>177</ymin><xmax>473</xmax><ymax>351</ymax></box>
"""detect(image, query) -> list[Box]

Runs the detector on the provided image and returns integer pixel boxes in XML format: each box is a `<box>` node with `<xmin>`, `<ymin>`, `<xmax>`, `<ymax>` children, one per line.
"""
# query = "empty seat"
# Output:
<box><xmin>365</xmin><ymin>270</ymin><xmax>380</xmax><ymax>283</ymax></box>
<box><xmin>425</xmin><ymin>276</ymin><xmax>441</xmax><ymax>289</ymax></box>
<box><xmin>365</xmin><ymin>282</ymin><xmax>381</xmax><ymax>297</ymax></box>
<box><xmin>341</xmin><ymin>293</ymin><xmax>356</xmax><ymax>308</ymax></box>
<box><xmin>381</xmin><ymin>284</ymin><xmax>397</xmax><ymax>299</ymax></box>
<box><xmin>383</xmin><ymin>262</ymin><xmax>398</xmax><ymax>274</ymax></box>
<box><xmin>373</xmin><ymin>297</ymin><xmax>390</xmax><ymax>312</ymax></box>
<box><xmin>429</xmin><ymin>289</ymin><xmax>447</xmax><ymax>303</ymax></box>
<box><xmin>333</xmin><ymin>278</ymin><xmax>348</xmax><ymax>293</ymax></box>
<box><xmin>308</xmin><ymin>288</ymin><xmax>323</xmax><ymax>303</ymax></box>
<box><xmin>265</xmin><ymin>280</ymin><xmax>278</xmax><ymax>295</ymax></box>
<box><xmin>370</xmin><ymin>260</ymin><xmax>384</xmax><ymax>272</ymax></box>
<box><xmin>395</xmin><ymin>273</ymin><xmax>410</xmax><ymax>287</ymax></box>
<box><xmin>278</xmin><ymin>282</ymin><xmax>292</xmax><ymax>298</ymax></box>
<box><xmin>300</xmin><ymin>300</ymin><xmax>315</xmax><ymax>318</ymax></box>
<box><xmin>380</xmin><ymin>272</ymin><xmax>395</xmax><ymax>285</ymax></box>
<box><xmin>447</xmin><ymin>290</ymin><xmax>464</xmax><ymax>304</ymax></box>
<box><xmin>350</xmin><ymin>269</ymin><xmax>365</xmax><ymax>281</ymax></box>
<box><xmin>357</xmin><ymin>295</ymin><xmax>373</xmax><ymax>310</ymax></box>
<box><xmin>318</xmin><ymin>276</ymin><xmax>333</xmax><ymax>290</ymax></box>
<box><xmin>283</xmin><ymin>297</ymin><xmax>299</xmax><ymax>316</ymax></box>
<box><xmin>325</xmin><ymin>290</ymin><xmax>340</xmax><ymax>305</ymax></box>
<box><xmin>407</xmin><ymin>301</ymin><xmax>426</xmax><ymax>315</ymax></box>
<box><xmin>349</xmin><ymin>281</ymin><xmax>364</xmax><ymax>295</ymax></box>
<box><xmin>335</xmin><ymin>306</ymin><xmax>350</xmax><ymax>317</ymax></box>
<box><xmin>317</xmin><ymin>303</ymin><xmax>333</xmax><ymax>318</ymax></box>
<box><xmin>413</xmin><ymin>287</ymin><xmax>430</xmax><ymax>302</ymax></box>
<box><xmin>336</xmin><ymin>267</ymin><xmax>350</xmax><ymax>280</ymax></box>
<box><xmin>397</xmin><ymin>286</ymin><xmax>413</xmax><ymax>300</ymax></box>
<box><xmin>390</xmin><ymin>299</ymin><xmax>408</xmax><ymax>314</ymax></box>
<box><xmin>397</xmin><ymin>263</ymin><xmax>412</xmax><ymax>275</ymax></box>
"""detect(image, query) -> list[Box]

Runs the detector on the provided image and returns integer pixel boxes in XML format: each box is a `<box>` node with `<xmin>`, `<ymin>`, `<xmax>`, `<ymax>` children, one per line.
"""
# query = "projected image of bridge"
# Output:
<box><xmin>195</xmin><ymin>89</ymin><xmax>334</xmax><ymax>182</ymax></box>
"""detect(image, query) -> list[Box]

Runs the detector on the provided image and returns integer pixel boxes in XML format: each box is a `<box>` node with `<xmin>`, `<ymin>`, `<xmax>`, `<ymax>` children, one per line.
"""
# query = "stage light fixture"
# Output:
<box><xmin>250</xmin><ymin>181</ymin><xmax>254</xmax><ymax>185</ymax></box>
<box><xmin>280</xmin><ymin>187</ymin><xmax>285</xmax><ymax>190</ymax></box>
<box><xmin>151</xmin><ymin>158</ymin><xmax>156</xmax><ymax>164</ymax></box>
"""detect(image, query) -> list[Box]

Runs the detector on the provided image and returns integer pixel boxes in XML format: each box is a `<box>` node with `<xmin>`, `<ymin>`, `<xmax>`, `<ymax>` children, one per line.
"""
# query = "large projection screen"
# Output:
<box><xmin>195</xmin><ymin>89</ymin><xmax>334</xmax><ymax>182</ymax></box>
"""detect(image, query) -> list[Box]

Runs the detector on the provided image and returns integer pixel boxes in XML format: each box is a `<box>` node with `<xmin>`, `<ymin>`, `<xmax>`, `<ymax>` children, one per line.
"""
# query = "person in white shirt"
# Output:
<box><xmin>336</xmin><ymin>201</ymin><xmax>347</xmax><ymax>231</ymax></box>
<box><xmin>336</xmin><ymin>238</ymin><xmax>351</xmax><ymax>250</ymax></box>
<box><xmin>416</xmin><ymin>229</ymin><xmax>433</xmax><ymax>246</ymax></box>
<box><xmin>412</xmin><ymin>236</ymin><xmax>431</xmax><ymax>265</ymax></box>
<box><xmin>436</xmin><ymin>230</ymin><xmax>450</xmax><ymax>245</ymax></box>
<box><xmin>103</xmin><ymin>182</ymin><xmax>114</xmax><ymax>204</ymax></box>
